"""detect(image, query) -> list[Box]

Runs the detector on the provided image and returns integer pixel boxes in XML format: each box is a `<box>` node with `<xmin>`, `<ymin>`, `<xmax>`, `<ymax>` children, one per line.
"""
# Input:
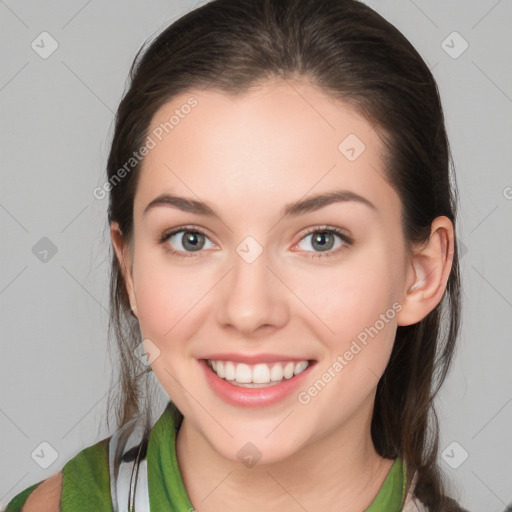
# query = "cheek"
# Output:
<box><xmin>292</xmin><ymin>248</ymin><xmax>400</xmax><ymax>369</ymax></box>
<box><xmin>132</xmin><ymin>250</ymin><xmax>212</xmax><ymax>341</ymax></box>
<box><xmin>295</xmin><ymin>261</ymin><xmax>400</xmax><ymax>423</ymax></box>
<box><xmin>132</xmin><ymin>253</ymin><xmax>212</xmax><ymax>404</ymax></box>
<box><xmin>302</xmin><ymin>261</ymin><xmax>396</xmax><ymax>333</ymax></box>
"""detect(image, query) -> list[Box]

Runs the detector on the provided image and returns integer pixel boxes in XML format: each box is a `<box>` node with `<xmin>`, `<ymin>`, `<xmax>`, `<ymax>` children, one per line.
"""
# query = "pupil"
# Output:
<box><xmin>184</xmin><ymin>232</ymin><xmax>204</xmax><ymax>251</ymax></box>
<box><xmin>313</xmin><ymin>232</ymin><xmax>333</xmax><ymax>251</ymax></box>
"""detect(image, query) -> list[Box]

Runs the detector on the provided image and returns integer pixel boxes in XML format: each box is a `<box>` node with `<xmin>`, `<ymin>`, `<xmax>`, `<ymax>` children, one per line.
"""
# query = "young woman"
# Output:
<box><xmin>6</xmin><ymin>0</ymin><xmax>468</xmax><ymax>510</ymax></box>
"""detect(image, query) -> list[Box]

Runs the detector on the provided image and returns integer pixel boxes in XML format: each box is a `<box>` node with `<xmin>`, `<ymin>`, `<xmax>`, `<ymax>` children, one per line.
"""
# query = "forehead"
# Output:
<box><xmin>134</xmin><ymin>79</ymin><xmax>401</xmax><ymax>224</ymax></box>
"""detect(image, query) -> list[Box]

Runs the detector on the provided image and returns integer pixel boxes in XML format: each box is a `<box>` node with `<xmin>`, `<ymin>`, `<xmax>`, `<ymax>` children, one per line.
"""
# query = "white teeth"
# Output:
<box><xmin>270</xmin><ymin>364</ymin><xmax>283</xmax><ymax>381</ymax></box>
<box><xmin>225</xmin><ymin>361</ymin><xmax>236</xmax><ymax>380</ymax></box>
<box><xmin>253</xmin><ymin>364</ymin><xmax>270</xmax><ymax>383</ymax></box>
<box><xmin>235</xmin><ymin>363</ymin><xmax>252</xmax><ymax>383</ymax></box>
<box><xmin>283</xmin><ymin>362</ymin><xmax>294</xmax><ymax>379</ymax></box>
<box><xmin>294</xmin><ymin>361</ymin><xmax>309</xmax><ymax>375</ymax></box>
<box><xmin>207</xmin><ymin>359</ymin><xmax>310</xmax><ymax>385</ymax></box>
<box><xmin>216</xmin><ymin>361</ymin><xmax>225</xmax><ymax>378</ymax></box>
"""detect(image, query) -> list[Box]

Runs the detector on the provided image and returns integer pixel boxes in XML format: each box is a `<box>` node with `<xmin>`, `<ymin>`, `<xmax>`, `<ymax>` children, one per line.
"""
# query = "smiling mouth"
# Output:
<box><xmin>204</xmin><ymin>358</ymin><xmax>313</xmax><ymax>388</ymax></box>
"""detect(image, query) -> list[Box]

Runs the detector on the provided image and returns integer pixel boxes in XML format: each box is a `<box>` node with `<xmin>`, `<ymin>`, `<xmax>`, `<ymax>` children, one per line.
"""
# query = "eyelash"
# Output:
<box><xmin>158</xmin><ymin>225</ymin><xmax>353</xmax><ymax>260</ymax></box>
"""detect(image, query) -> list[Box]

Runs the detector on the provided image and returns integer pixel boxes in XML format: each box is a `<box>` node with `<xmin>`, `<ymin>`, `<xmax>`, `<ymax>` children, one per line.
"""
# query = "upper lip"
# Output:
<box><xmin>201</xmin><ymin>353</ymin><xmax>314</xmax><ymax>364</ymax></box>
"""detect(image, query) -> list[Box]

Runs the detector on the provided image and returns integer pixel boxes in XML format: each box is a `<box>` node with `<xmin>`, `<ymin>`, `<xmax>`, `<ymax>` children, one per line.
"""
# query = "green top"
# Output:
<box><xmin>4</xmin><ymin>402</ymin><xmax>407</xmax><ymax>511</ymax></box>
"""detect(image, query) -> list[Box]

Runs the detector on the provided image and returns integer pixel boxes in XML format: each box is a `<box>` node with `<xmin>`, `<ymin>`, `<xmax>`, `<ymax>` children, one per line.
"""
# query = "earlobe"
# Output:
<box><xmin>110</xmin><ymin>222</ymin><xmax>137</xmax><ymax>315</ymax></box>
<box><xmin>397</xmin><ymin>216</ymin><xmax>455</xmax><ymax>327</ymax></box>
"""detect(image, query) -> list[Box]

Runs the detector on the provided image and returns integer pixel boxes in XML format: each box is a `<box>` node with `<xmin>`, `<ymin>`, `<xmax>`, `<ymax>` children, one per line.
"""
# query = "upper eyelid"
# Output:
<box><xmin>163</xmin><ymin>225</ymin><xmax>216</xmax><ymax>243</ymax></box>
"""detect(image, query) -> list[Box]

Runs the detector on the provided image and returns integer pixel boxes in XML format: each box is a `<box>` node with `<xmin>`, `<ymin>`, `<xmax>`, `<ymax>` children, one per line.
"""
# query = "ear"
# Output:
<box><xmin>110</xmin><ymin>222</ymin><xmax>137</xmax><ymax>318</ymax></box>
<box><xmin>396</xmin><ymin>216</ymin><xmax>455</xmax><ymax>327</ymax></box>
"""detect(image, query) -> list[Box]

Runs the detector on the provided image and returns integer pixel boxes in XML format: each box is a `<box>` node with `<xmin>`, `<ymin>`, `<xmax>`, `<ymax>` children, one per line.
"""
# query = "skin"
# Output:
<box><xmin>111</xmin><ymin>78</ymin><xmax>454</xmax><ymax>511</ymax></box>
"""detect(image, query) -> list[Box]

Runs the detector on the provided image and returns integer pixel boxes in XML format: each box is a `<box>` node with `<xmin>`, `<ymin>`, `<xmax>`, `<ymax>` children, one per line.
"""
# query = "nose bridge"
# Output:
<box><xmin>216</xmin><ymin>235</ymin><xmax>287</xmax><ymax>334</ymax></box>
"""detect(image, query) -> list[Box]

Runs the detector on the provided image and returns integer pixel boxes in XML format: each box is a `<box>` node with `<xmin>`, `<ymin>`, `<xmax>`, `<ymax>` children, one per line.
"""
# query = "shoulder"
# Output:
<box><xmin>3</xmin><ymin>472</ymin><xmax>62</xmax><ymax>512</ymax></box>
<box><xmin>58</xmin><ymin>437</ymin><xmax>111</xmax><ymax>509</ymax></box>
<box><xmin>4</xmin><ymin>437</ymin><xmax>111</xmax><ymax>512</ymax></box>
<box><xmin>20</xmin><ymin>472</ymin><xmax>62</xmax><ymax>512</ymax></box>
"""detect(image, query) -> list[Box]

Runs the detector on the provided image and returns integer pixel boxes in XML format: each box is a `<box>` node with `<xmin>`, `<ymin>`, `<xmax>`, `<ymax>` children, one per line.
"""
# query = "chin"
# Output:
<box><xmin>204</xmin><ymin>424</ymin><xmax>309</xmax><ymax>468</ymax></box>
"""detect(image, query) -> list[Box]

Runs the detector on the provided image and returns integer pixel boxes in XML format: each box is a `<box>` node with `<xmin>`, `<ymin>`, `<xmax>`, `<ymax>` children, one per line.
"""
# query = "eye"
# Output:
<box><xmin>295</xmin><ymin>226</ymin><xmax>353</xmax><ymax>258</ymax></box>
<box><xmin>159</xmin><ymin>226</ymin><xmax>216</xmax><ymax>258</ymax></box>
<box><xmin>159</xmin><ymin>225</ymin><xmax>353</xmax><ymax>260</ymax></box>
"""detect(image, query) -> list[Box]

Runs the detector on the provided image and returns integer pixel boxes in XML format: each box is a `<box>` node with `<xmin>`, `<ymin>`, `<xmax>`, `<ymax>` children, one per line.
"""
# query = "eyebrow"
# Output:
<box><xmin>143</xmin><ymin>189</ymin><xmax>377</xmax><ymax>219</ymax></box>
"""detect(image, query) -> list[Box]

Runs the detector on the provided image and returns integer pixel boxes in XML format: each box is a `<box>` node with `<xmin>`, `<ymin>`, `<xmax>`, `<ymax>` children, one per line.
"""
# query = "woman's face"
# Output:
<box><xmin>117</xmin><ymin>79</ymin><xmax>416</xmax><ymax>464</ymax></box>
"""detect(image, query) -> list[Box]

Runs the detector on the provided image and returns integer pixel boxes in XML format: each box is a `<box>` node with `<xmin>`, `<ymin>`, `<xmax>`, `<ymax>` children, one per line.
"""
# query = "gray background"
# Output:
<box><xmin>1</xmin><ymin>1</ymin><xmax>511</xmax><ymax>510</ymax></box>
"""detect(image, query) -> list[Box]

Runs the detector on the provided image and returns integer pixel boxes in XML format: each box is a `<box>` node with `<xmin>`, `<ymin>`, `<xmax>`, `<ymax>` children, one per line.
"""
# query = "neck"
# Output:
<box><xmin>175</xmin><ymin>401</ymin><xmax>395</xmax><ymax>512</ymax></box>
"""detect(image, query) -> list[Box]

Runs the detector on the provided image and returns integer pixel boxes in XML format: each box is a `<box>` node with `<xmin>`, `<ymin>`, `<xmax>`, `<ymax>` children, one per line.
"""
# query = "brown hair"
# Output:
<box><xmin>104</xmin><ymin>0</ymin><xmax>465</xmax><ymax>509</ymax></box>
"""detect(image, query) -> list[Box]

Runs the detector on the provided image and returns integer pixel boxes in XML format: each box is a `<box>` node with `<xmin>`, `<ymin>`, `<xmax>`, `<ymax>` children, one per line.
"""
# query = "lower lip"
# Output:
<box><xmin>199</xmin><ymin>359</ymin><xmax>316</xmax><ymax>408</ymax></box>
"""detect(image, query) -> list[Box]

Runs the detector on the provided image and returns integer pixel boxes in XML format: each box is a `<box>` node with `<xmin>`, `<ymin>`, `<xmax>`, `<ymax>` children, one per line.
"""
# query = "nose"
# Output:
<box><xmin>216</xmin><ymin>244</ymin><xmax>289</xmax><ymax>337</ymax></box>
